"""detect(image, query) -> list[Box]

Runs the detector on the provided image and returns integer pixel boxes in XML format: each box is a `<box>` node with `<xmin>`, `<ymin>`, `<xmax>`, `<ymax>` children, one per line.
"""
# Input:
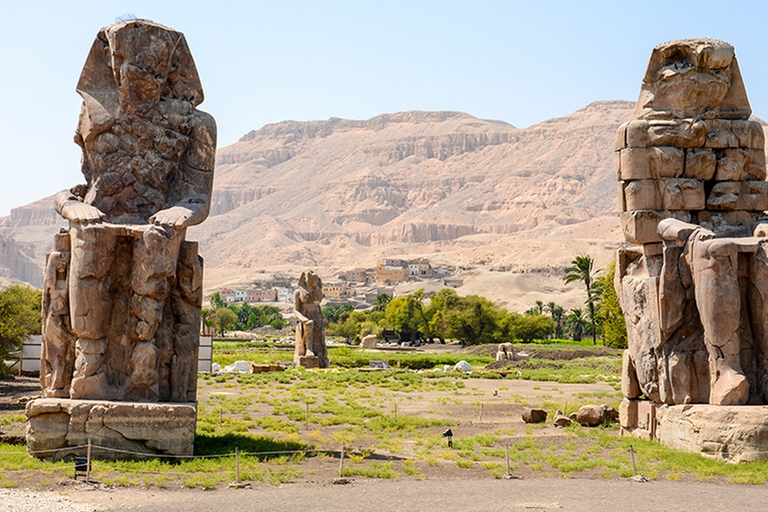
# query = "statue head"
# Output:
<box><xmin>297</xmin><ymin>272</ymin><xmax>323</xmax><ymax>303</ymax></box>
<box><xmin>76</xmin><ymin>19</ymin><xmax>204</xmax><ymax>119</ymax></box>
<box><xmin>635</xmin><ymin>38</ymin><xmax>751</xmax><ymax>120</ymax></box>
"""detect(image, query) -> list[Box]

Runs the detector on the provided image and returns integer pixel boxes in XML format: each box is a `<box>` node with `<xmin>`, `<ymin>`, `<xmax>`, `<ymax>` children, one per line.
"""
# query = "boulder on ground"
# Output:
<box><xmin>553</xmin><ymin>409</ymin><xmax>572</xmax><ymax>427</ymax></box>
<box><xmin>361</xmin><ymin>334</ymin><xmax>378</xmax><ymax>349</ymax></box>
<box><xmin>575</xmin><ymin>405</ymin><xmax>619</xmax><ymax>426</ymax></box>
<box><xmin>522</xmin><ymin>408</ymin><xmax>547</xmax><ymax>424</ymax></box>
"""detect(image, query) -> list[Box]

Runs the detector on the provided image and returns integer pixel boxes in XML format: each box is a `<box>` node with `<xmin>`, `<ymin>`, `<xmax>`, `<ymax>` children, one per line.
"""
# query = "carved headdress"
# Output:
<box><xmin>635</xmin><ymin>38</ymin><xmax>751</xmax><ymax>120</ymax></box>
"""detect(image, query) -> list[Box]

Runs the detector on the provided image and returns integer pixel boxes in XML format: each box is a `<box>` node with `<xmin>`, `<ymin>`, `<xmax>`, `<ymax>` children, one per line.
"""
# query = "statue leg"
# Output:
<box><xmin>689</xmin><ymin>237</ymin><xmax>749</xmax><ymax>405</ymax></box>
<box><xmin>750</xmin><ymin>241</ymin><xmax>768</xmax><ymax>402</ymax></box>
<box><xmin>68</xmin><ymin>224</ymin><xmax>116</xmax><ymax>399</ymax></box>
<box><xmin>41</xmin><ymin>233</ymin><xmax>74</xmax><ymax>398</ymax></box>
<box><xmin>126</xmin><ymin>225</ymin><xmax>182</xmax><ymax>401</ymax></box>
<box><xmin>170</xmin><ymin>241</ymin><xmax>202</xmax><ymax>402</ymax></box>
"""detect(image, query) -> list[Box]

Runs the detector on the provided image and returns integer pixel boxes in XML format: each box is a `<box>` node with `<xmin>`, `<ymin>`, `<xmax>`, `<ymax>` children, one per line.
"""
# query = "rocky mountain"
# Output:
<box><xmin>0</xmin><ymin>100</ymin><xmax>645</xmax><ymax>310</ymax></box>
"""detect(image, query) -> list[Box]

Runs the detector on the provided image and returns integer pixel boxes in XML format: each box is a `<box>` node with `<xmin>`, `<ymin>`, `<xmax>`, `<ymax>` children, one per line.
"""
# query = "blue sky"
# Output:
<box><xmin>2</xmin><ymin>1</ymin><xmax>768</xmax><ymax>216</ymax></box>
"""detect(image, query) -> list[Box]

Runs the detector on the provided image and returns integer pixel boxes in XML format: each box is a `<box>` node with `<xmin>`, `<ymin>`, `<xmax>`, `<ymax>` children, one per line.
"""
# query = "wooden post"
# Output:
<box><xmin>630</xmin><ymin>445</ymin><xmax>637</xmax><ymax>476</ymax></box>
<box><xmin>235</xmin><ymin>447</ymin><xmax>240</xmax><ymax>483</ymax></box>
<box><xmin>86</xmin><ymin>439</ymin><xmax>92</xmax><ymax>484</ymax></box>
<box><xmin>339</xmin><ymin>444</ymin><xmax>345</xmax><ymax>478</ymax></box>
<box><xmin>394</xmin><ymin>403</ymin><xmax>398</xmax><ymax>423</ymax></box>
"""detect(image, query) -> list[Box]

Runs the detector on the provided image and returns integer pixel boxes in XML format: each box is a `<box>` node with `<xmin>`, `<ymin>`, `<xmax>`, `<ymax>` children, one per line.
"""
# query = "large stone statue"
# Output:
<box><xmin>293</xmin><ymin>271</ymin><xmax>328</xmax><ymax>368</ymax></box>
<box><xmin>617</xmin><ymin>39</ymin><xmax>768</xmax><ymax>460</ymax></box>
<box><xmin>27</xmin><ymin>19</ymin><xmax>215</xmax><ymax>459</ymax></box>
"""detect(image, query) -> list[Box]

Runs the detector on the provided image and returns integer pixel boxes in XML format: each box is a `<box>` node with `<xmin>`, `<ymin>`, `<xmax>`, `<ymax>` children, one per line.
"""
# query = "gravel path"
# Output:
<box><xmin>6</xmin><ymin>478</ymin><xmax>768</xmax><ymax>512</ymax></box>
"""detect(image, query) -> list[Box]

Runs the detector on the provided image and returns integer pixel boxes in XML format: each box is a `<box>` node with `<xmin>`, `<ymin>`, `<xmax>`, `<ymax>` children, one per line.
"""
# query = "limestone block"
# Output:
<box><xmin>739</xmin><ymin>181</ymin><xmax>768</xmax><ymax>211</ymax></box>
<box><xmin>623</xmin><ymin>180</ymin><xmax>662</xmax><ymax>211</ymax></box>
<box><xmin>699</xmin><ymin>210</ymin><xmax>762</xmax><ymax>227</ymax></box>
<box><xmin>703</xmin><ymin>119</ymin><xmax>739</xmax><ymax>148</ymax></box>
<box><xmin>654</xmin><ymin>404</ymin><xmax>768</xmax><ymax>462</ymax></box>
<box><xmin>731</xmin><ymin>120</ymin><xmax>765</xmax><ymax>149</ymax></box>
<box><xmin>620</xmin><ymin>210</ymin><xmax>690</xmax><ymax>244</ymax></box>
<box><xmin>684</xmin><ymin>148</ymin><xmax>716</xmax><ymax>180</ymax></box>
<box><xmin>619</xmin><ymin>147</ymin><xmax>685</xmax><ymax>180</ymax></box>
<box><xmin>661</xmin><ymin>178</ymin><xmax>705</xmax><ymax>210</ymax></box>
<box><xmin>574</xmin><ymin>405</ymin><xmax>619</xmax><ymax>427</ymax></box>
<box><xmin>522</xmin><ymin>408</ymin><xmax>547</xmax><ymax>424</ymax></box>
<box><xmin>715</xmin><ymin>148</ymin><xmax>748</xmax><ymax>181</ymax></box>
<box><xmin>744</xmin><ymin>149</ymin><xmax>767</xmax><ymax>180</ymax></box>
<box><xmin>707</xmin><ymin>182</ymin><xmax>740</xmax><ymax>210</ymax></box>
<box><xmin>26</xmin><ymin>398</ymin><xmax>196</xmax><ymax>459</ymax></box>
<box><xmin>622</xmin><ymin>350</ymin><xmax>641</xmax><ymax>398</ymax></box>
<box><xmin>617</xmin><ymin>182</ymin><xmax>626</xmax><ymax>211</ymax></box>
<box><xmin>647</xmin><ymin>120</ymin><xmax>706</xmax><ymax>148</ymax></box>
<box><xmin>614</xmin><ymin>122</ymin><xmax>628</xmax><ymax>150</ymax></box>
<box><xmin>624</xmin><ymin>120</ymin><xmax>651</xmax><ymax>148</ymax></box>
<box><xmin>619</xmin><ymin>398</ymin><xmax>637</xmax><ymax>428</ymax></box>
<box><xmin>618</xmin><ymin>148</ymin><xmax>652</xmax><ymax>180</ymax></box>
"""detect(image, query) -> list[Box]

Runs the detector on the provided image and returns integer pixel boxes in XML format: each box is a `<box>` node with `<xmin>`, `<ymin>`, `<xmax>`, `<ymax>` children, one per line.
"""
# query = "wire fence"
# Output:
<box><xmin>4</xmin><ymin>439</ymin><xmax>768</xmax><ymax>486</ymax></box>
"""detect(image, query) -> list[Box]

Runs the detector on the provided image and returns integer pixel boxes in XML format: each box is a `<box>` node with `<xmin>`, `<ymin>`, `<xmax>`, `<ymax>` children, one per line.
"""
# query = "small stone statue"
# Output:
<box><xmin>616</xmin><ymin>39</ymin><xmax>768</xmax><ymax>406</ymax></box>
<box><xmin>293</xmin><ymin>271</ymin><xmax>328</xmax><ymax>368</ymax></box>
<box><xmin>40</xmin><ymin>19</ymin><xmax>216</xmax><ymax>403</ymax></box>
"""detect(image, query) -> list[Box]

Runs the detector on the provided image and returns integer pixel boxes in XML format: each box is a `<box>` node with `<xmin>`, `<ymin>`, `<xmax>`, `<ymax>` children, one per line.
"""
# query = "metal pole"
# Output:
<box><xmin>235</xmin><ymin>447</ymin><xmax>240</xmax><ymax>483</ymax></box>
<box><xmin>86</xmin><ymin>439</ymin><xmax>92</xmax><ymax>484</ymax></box>
<box><xmin>339</xmin><ymin>444</ymin><xmax>345</xmax><ymax>478</ymax></box>
<box><xmin>630</xmin><ymin>445</ymin><xmax>637</xmax><ymax>476</ymax></box>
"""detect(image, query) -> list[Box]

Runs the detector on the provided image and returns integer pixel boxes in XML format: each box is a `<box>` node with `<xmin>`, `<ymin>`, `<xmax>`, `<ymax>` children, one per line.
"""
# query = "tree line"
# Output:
<box><xmin>325</xmin><ymin>255</ymin><xmax>627</xmax><ymax>348</ymax></box>
<box><xmin>202</xmin><ymin>292</ymin><xmax>289</xmax><ymax>336</ymax></box>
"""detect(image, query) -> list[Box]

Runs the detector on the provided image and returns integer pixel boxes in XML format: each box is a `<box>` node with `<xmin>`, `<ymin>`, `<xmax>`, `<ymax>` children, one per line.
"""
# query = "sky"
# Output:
<box><xmin>2</xmin><ymin>1</ymin><xmax>768</xmax><ymax>216</ymax></box>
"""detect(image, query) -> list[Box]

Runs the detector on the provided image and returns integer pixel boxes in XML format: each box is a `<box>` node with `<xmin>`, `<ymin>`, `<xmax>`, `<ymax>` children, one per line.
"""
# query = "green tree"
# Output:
<box><xmin>0</xmin><ymin>284</ymin><xmax>42</xmax><ymax>376</ymax></box>
<box><xmin>383</xmin><ymin>292</ymin><xmax>425</xmax><ymax>334</ymax></box>
<box><xmin>214</xmin><ymin>307</ymin><xmax>237</xmax><ymax>336</ymax></box>
<box><xmin>443</xmin><ymin>294</ymin><xmax>502</xmax><ymax>345</ymax></box>
<box><xmin>209</xmin><ymin>291</ymin><xmax>226</xmax><ymax>309</ymax></box>
<box><xmin>565</xmin><ymin>308</ymin><xmax>588</xmax><ymax>341</ymax></box>
<box><xmin>506</xmin><ymin>313</ymin><xmax>555</xmax><ymax>343</ymax></box>
<box><xmin>545</xmin><ymin>302</ymin><xmax>565</xmax><ymax>339</ymax></box>
<box><xmin>372</xmin><ymin>294</ymin><xmax>392</xmax><ymax>312</ymax></box>
<box><xmin>323</xmin><ymin>303</ymin><xmax>354</xmax><ymax>324</ymax></box>
<box><xmin>201</xmin><ymin>308</ymin><xmax>214</xmax><ymax>336</ymax></box>
<box><xmin>424</xmin><ymin>288</ymin><xmax>461</xmax><ymax>343</ymax></box>
<box><xmin>563</xmin><ymin>255</ymin><xmax>599</xmax><ymax>344</ymax></box>
<box><xmin>594</xmin><ymin>262</ymin><xmax>628</xmax><ymax>348</ymax></box>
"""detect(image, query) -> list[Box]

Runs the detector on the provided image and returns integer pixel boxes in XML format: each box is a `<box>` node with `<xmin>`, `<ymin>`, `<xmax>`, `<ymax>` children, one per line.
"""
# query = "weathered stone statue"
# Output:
<box><xmin>617</xmin><ymin>39</ymin><xmax>768</xmax><ymax>460</ymax></box>
<box><xmin>28</xmin><ymin>19</ymin><xmax>215</xmax><ymax>458</ymax></box>
<box><xmin>293</xmin><ymin>271</ymin><xmax>328</xmax><ymax>368</ymax></box>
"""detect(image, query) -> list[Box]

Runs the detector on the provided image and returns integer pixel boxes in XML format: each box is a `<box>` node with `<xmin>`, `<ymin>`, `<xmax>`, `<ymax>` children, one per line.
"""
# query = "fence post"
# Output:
<box><xmin>505</xmin><ymin>444</ymin><xmax>511</xmax><ymax>477</ymax></box>
<box><xmin>235</xmin><ymin>447</ymin><xmax>240</xmax><ymax>483</ymax></box>
<box><xmin>630</xmin><ymin>445</ymin><xmax>637</xmax><ymax>476</ymax></box>
<box><xmin>338</xmin><ymin>444</ymin><xmax>345</xmax><ymax>478</ymax></box>
<box><xmin>86</xmin><ymin>439</ymin><xmax>92</xmax><ymax>484</ymax></box>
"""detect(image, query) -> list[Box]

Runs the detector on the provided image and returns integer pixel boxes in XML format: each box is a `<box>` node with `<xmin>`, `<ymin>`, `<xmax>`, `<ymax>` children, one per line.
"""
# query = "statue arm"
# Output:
<box><xmin>658</xmin><ymin>218</ymin><xmax>714</xmax><ymax>241</ymax></box>
<box><xmin>54</xmin><ymin>189</ymin><xmax>104</xmax><ymax>223</ymax></box>
<box><xmin>151</xmin><ymin>111</ymin><xmax>216</xmax><ymax>229</ymax></box>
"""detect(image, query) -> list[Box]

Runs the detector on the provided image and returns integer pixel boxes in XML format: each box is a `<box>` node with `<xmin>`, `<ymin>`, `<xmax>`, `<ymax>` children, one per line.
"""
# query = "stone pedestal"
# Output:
<box><xmin>26</xmin><ymin>398</ymin><xmax>196</xmax><ymax>460</ymax></box>
<box><xmin>621</xmin><ymin>398</ymin><xmax>768</xmax><ymax>462</ymax></box>
<box><xmin>296</xmin><ymin>355</ymin><xmax>320</xmax><ymax>369</ymax></box>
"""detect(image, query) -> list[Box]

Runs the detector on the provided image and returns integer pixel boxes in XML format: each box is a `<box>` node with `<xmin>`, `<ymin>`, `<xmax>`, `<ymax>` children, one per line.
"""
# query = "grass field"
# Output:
<box><xmin>1</xmin><ymin>343</ymin><xmax>768</xmax><ymax>488</ymax></box>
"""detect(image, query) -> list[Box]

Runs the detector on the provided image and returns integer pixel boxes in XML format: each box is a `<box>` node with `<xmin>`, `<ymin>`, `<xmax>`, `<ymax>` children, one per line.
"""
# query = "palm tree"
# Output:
<box><xmin>566</xmin><ymin>308</ymin><xmax>587</xmax><ymax>341</ymax></box>
<box><xmin>563</xmin><ymin>255</ymin><xmax>599</xmax><ymax>344</ymax></box>
<box><xmin>546</xmin><ymin>303</ymin><xmax>565</xmax><ymax>339</ymax></box>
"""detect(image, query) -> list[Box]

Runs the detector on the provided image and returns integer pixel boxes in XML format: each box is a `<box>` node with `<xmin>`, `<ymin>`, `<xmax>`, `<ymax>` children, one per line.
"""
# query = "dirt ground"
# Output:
<box><xmin>6</xmin><ymin>477</ymin><xmax>768</xmax><ymax>512</ymax></box>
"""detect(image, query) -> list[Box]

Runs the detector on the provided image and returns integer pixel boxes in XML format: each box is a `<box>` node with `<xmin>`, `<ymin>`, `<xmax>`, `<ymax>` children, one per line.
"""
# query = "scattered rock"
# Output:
<box><xmin>575</xmin><ymin>405</ymin><xmax>619</xmax><ymax>426</ymax></box>
<box><xmin>553</xmin><ymin>410</ymin><xmax>572</xmax><ymax>427</ymax></box>
<box><xmin>522</xmin><ymin>408</ymin><xmax>547</xmax><ymax>424</ymax></box>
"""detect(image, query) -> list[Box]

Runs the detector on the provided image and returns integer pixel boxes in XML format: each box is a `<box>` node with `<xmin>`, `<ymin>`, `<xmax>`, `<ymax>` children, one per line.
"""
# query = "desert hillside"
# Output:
<box><xmin>0</xmin><ymin>100</ymin><xmax>649</xmax><ymax>311</ymax></box>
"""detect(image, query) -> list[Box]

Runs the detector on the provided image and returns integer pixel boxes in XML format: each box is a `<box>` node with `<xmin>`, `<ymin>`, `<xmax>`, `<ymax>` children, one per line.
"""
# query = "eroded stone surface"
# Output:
<box><xmin>617</xmin><ymin>39</ymin><xmax>768</xmax><ymax>408</ymax></box>
<box><xmin>40</xmin><ymin>19</ymin><xmax>214</xmax><ymax>404</ymax></box>
<box><xmin>26</xmin><ymin>398</ymin><xmax>196</xmax><ymax>459</ymax></box>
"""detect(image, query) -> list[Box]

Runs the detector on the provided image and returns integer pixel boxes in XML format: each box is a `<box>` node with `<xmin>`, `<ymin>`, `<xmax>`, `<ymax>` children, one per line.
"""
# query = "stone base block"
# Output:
<box><xmin>26</xmin><ymin>398</ymin><xmax>196</xmax><ymax>460</ymax></box>
<box><xmin>620</xmin><ymin>398</ymin><xmax>768</xmax><ymax>462</ymax></box>
<box><xmin>296</xmin><ymin>355</ymin><xmax>320</xmax><ymax>368</ymax></box>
